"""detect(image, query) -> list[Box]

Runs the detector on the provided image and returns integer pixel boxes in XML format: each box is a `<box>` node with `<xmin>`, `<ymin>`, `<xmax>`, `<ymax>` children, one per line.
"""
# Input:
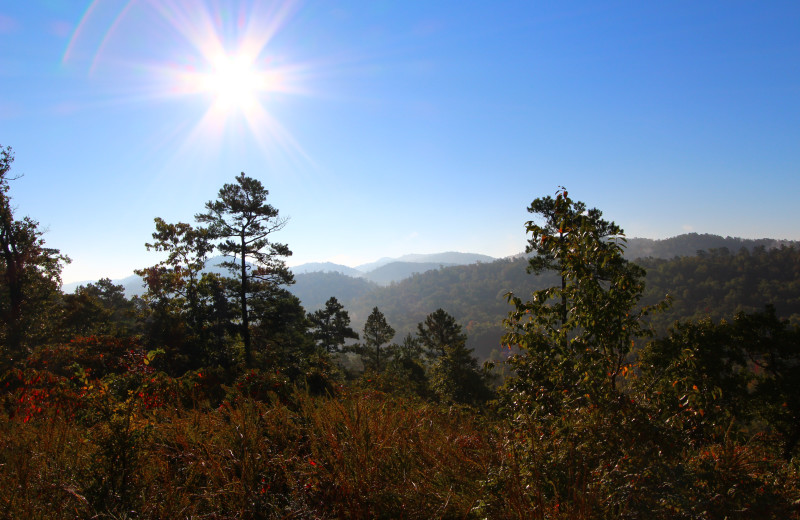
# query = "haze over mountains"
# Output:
<box><xmin>63</xmin><ymin>251</ymin><xmax>498</xmax><ymax>295</ymax></box>
<box><xmin>63</xmin><ymin>234</ymin><xmax>798</xmax><ymax>298</ymax></box>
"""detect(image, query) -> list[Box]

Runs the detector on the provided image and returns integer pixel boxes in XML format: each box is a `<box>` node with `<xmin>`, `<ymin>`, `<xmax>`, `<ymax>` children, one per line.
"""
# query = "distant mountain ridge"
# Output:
<box><xmin>289</xmin><ymin>262</ymin><xmax>363</xmax><ymax>277</ymax></box>
<box><xmin>354</xmin><ymin>252</ymin><xmax>495</xmax><ymax>272</ymax></box>
<box><xmin>61</xmin><ymin>236</ymin><xmax>800</xmax><ymax>300</ymax></box>
<box><xmin>62</xmin><ymin>251</ymin><xmax>497</xmax><ymax>296</ymax></box>
<box><xmin>362</xmin><ymin>261</ymin><xmax>458</xmax><ymax>286</ymax></box>
<box><xmin>291</xmin><ymin>252</ymin><xmax>497</xmax><ymax>287</ymax></box>
<box><xmin>62</xmin><ymin>256</ymin><xmax>233</xmax><ymax>297</ymax></box>
<box><xmin>624</xmin><ymin>234</ymin><xmax>799</xmax><ymax>260</ymax></box>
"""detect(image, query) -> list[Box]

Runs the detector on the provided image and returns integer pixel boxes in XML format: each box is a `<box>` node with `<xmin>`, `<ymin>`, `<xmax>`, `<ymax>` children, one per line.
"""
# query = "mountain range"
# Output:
<box><xmin>60</xmin><ymin>233</ymin><xmax>800</xmax><ymax>362</ymax></box>
<box><xmin>62</xmin><ymin>251</ymin><xmax>497</xmax><ymax>296</ymax></box>
<box><xmin>63</xmin><ymin>234</ymin><xmax>798</xmax><ymax>298</ymax></box>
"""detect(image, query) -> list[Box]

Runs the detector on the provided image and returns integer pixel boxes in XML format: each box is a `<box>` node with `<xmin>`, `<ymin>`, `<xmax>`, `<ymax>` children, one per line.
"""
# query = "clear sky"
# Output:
<box><xmin>2</xmin><ymin>1</ymin><xmax>799</xmax><ymax>284</ymax></box>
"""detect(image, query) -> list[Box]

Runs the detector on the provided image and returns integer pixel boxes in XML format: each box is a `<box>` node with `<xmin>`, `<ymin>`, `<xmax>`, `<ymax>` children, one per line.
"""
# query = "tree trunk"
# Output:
<box><xmin>240</xmin><ymin>234</ymin><xmax>251</xmax><ymax>368</ymax></box>
<box><xmin>0</xmin><ymin>215</ymin><xmax>23</xmax><ymax>357</ymax></box>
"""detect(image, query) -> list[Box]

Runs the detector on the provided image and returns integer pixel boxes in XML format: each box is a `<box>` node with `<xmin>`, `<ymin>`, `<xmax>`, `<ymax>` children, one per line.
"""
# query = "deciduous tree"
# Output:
<box><xmin>503</xmin><ymin>188</ymin><xmax>661</xmax><ymax>416</ymax></box>
<box><xmin>525</xmin><ymin>187</ymin><xmax>624</xmax><ymax>327</ymax></box>
<box><xmin>0</xmin><ymin>145</ymin><xmax>69</xmax><ymax>363</ymax></box>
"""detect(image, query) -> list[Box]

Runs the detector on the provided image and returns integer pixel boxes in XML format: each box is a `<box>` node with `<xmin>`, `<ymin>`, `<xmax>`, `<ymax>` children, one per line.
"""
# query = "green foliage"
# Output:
<box><xmin>417</xmin><ymin>308</ymin><xmax>467</xmax><ymax>358</ymax></box>
<box><xmin>503</xmin><ymin>188</ymin><xmax>660</xmax><ymax>417</ymax></box>
<box><xmin>249</xmin><ymin>286</ymin><xmax>315</xmax><ymax>376</ymax></box>
<box><xmin>60</xmin><ymin>278</ymin><xmax>139</xmax><ymax>339</ymax></box>
<box><xmin>136</xmin><ymin>218</ymin><xmax>215</xmax><ymax>350</ymax></box>
<box><xmin>418</xmin><ymin>308</ymin><xmax>491</xmax><ymax>405</ymax></box>
<box><xmin>3</xmin><ymin>145</ymin><xmax>800</xmax><ymax>517</ymax></box>
<box><xmin>639</xmin><ymin>305</ymin><xmax>800</xmax><ymax>459</ymax></box>
<box><xmin>357</xmin><ymin>306</ymin><xmax>395</xmax><ymax>373</ymax></box>
<box><xmin>637</xmin><ymin>316</ymin><xmax>751</xmax><ymax>445</ymax></box>
<box><xmin>334</xmin><ymin>240</ymin><xmax>800</xmax><ymax>365</ymax></box>
<box><xmin>3</xmin><ymin>332</ymin><xmax>800</xmax><ymax>518</ymax></box>
<box><xmin>382</xmin><ymin>333</ymin><xmax>430</xmax><ymax>398</ymax></box>
<box><xmin>640</xmin><ymin>245</ymin><xmax>800</xmax><ymax>331</ymax></box>
<box><xmin>196</xmin><ymin>172</ymin><xmax>294</xmax><ymax>367</ymax></box>
<box><xmin>307</xmin><ymin>296</ymin><xmax>359</xmax><ymax>353</ymax></box>
<box><xmin>0</xmin><ymin>145</ymin><xmax>69</xmax><ymax>365</ymax></box>
<box><xmin>495</xmin><ymin>189</ymin><xmax>675</xmax><ymax>514</ymax></box>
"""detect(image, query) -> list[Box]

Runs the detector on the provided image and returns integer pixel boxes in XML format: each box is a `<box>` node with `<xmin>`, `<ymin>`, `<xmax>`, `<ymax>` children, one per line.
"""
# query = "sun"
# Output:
<box><xmin>63</xmin><ymin>0</ymin><xmax>312</xmax><ymax>162</ymax></box>
<box><xmin>201</xmin><ymin>53</ymin><xmax>268</xmax><ymax>111</ymax></box>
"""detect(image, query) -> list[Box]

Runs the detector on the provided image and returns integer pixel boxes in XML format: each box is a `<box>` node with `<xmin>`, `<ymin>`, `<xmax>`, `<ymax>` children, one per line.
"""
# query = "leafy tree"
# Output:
<box><xmin>60</xmin><ymin>278</ymin><xmax>139</xmax><ymax>339</ymax></box>
<box><xmin>739</xmin><ymin>306</ymin><xmax>800</xmax><ymax>460</ymax></box>
<box><xmin>492</xmin><ymin>189</ymin><xmax>671</xmax><ymax>514</ymax></box>
<box><xmin>136</xmin><ymin>218</ymin><xmax>213</xmax><ymax>332</ymax></box>
<box><xmin>307</xmin><ymin>296</ymin><xmax>359</xmax><ymax>353</ymax></box>
<box><xmin>360</xmin><ymin>307</ymin><xmax>395</xmax><ymax>372</ymax></box>
<box><xmin>525</xmin><ymin>187</ymin><xmax>626</xmax><ymax>328</ymax></box>
<box><xmin>0</xmin><ymin>145</ymin><xmax>69</xmax><ymax>363</ymax></box>
<box><xmin>418</xmin><ymin>308</ymin><xmax>490</xmax><ymax>405</ymax></box>
<box><xmin>637</xmin><ymin>316</ymin><xmax>751</xmax><ymax>445</ymax></box>
<box><xmin>503</xmin><ymin>188</ymin><xmax>660</xmax><ymax>415</ymax></box>
<box><xmin>135</xmin><ymin>219</ymin><xmax>226</xmax><ymax>372</ymax></box>
<box><xmin>639</xmin><ymin>305</ymin><xmax>800</xmax><ymax>459</ymax></box>
<box><xmin>196</xmin><ymin>173</ymin><xmax>293</xmax><ymax>367</ymax></box>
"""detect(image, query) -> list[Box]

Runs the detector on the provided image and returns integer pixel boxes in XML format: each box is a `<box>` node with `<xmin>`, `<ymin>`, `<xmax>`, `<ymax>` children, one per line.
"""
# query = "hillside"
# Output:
<box><xmin>289</xmin><ymin>262</ymin><xmax>364</xmax><ymax>277</ymax></box>
<box><xmin>354</xmin><ymin>252</ymin><xmax>495</xmax><ymax>272</ymax></box>
<box><xmin>361</xmin><ymin>261</ymin><xmax>460</xmax><ymax>286</ymax></box>
<box><xmin>60</xmin><ymin>235</ymin><xmax>800</xmax><ymax>364</ymax></box>
<box><xmin>338</xmin><ymin>245</ymin><xmax>800</xmax><ymax>361</ymax></box>
<box><xmin>291</xmin><ymin>271</ymin><xmax>378</xmax><ymax>311</ymax></box>
<box><xmin>625</xmin><ymin>233</ymin><xmax>799</xmax><ymax>260</ymax></box>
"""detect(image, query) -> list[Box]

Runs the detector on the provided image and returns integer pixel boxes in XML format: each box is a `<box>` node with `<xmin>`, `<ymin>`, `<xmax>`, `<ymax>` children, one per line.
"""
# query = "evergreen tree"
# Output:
<box><xmin>417</xmin><ymin>308</ymin><xmax>467</xmax><ymax>358</ymax></box>
<box><xmin>418</xmin><ymin>308</ymin><xmax>490</xmax><ymax>404</ymax></box>
<box><xmin>385</xmin><ymin>333</ymin><xmax>429</xmax><ymax>396</ymax></box>
<box><xmin>61</xmin><ymin>278</ymin><xmax>138</xmax><ymax>339</ymax></box>
<box><xmin>307</xmin><ymin>296</ymin><xmax>358</xmax><ymax>353</ymax></box>
<box><xmin>360</xmin><ymin>307</ymin><xmax>395</xmax><ymax>372</ymax></box>
<box><xmin>196</xmin><ymin>173</ymin><xmax>293</xmax><ymax>367</ymax></box>
<box><xmin>250</xmin><ymin>286</ymin><xmax>313</xmax><ymax>377</ymax></box>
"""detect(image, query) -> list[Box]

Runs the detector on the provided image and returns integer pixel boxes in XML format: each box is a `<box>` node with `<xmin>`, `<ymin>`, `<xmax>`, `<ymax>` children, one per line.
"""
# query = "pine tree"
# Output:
<box><xmin>308</xmin><ymin>296</ymin><xmax>359</xmax><ymax>353</ymax></box>
<box><xmin>196</xmin><ymin>172</ymin><xmax>293</xmax><ymax>367</ymax></box>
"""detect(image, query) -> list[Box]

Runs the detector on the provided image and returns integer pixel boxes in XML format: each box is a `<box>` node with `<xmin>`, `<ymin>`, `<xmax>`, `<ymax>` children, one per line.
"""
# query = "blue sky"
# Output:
<box><xmin>1</xmin><ymin>1</ymin><xmax>799</xmax><ymax>284</ymax></box>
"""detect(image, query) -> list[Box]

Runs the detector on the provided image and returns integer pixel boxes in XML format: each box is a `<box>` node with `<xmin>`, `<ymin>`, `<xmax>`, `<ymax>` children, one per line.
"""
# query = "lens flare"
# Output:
<box><xmin>61</xmin><ymin>0</ymin><xmax>312</xmax><ymax>165</ymax></box>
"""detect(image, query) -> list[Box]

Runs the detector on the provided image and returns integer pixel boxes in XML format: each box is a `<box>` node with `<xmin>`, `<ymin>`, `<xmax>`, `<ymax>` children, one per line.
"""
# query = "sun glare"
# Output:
<box><xmin>63</xmin><ymin>1</ymin><xmax>311</xmax><ymax>163</ymax></box>
<box><xmin>202</xmin><ymin>54</ymin><xmax>264</xmax><ymax>110</ymax></box>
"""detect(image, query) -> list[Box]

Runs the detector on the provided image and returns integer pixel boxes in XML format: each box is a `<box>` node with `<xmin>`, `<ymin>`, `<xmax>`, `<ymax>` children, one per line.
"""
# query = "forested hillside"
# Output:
<box><xmin>625</xmin><ymin>234</ymin><xmax>798</xmax><ymax>260</ymax></box>
<box><xmin>3</xmin><ymin>147</ymin><xmax>800</xmax><ymax>518</ymax></box>
<box><xmin>293</xmin><ymin>245</ymin><xmax>800</xmax><ymax>361</ymax></box>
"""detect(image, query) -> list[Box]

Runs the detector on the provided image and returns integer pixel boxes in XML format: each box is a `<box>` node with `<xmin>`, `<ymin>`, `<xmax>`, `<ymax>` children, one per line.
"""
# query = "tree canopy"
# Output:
<box><xmin>196</xmin><ymin>172</ymin><xmax>293</xmax><ymax>367</ymax></box>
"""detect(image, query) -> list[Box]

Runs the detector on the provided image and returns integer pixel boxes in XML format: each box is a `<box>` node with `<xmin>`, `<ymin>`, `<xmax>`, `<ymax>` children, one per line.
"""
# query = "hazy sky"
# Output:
<box><xmin>2</xmin><ymin>1</ymin><xmax>799</xmax><ymax>284</ymax></box>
